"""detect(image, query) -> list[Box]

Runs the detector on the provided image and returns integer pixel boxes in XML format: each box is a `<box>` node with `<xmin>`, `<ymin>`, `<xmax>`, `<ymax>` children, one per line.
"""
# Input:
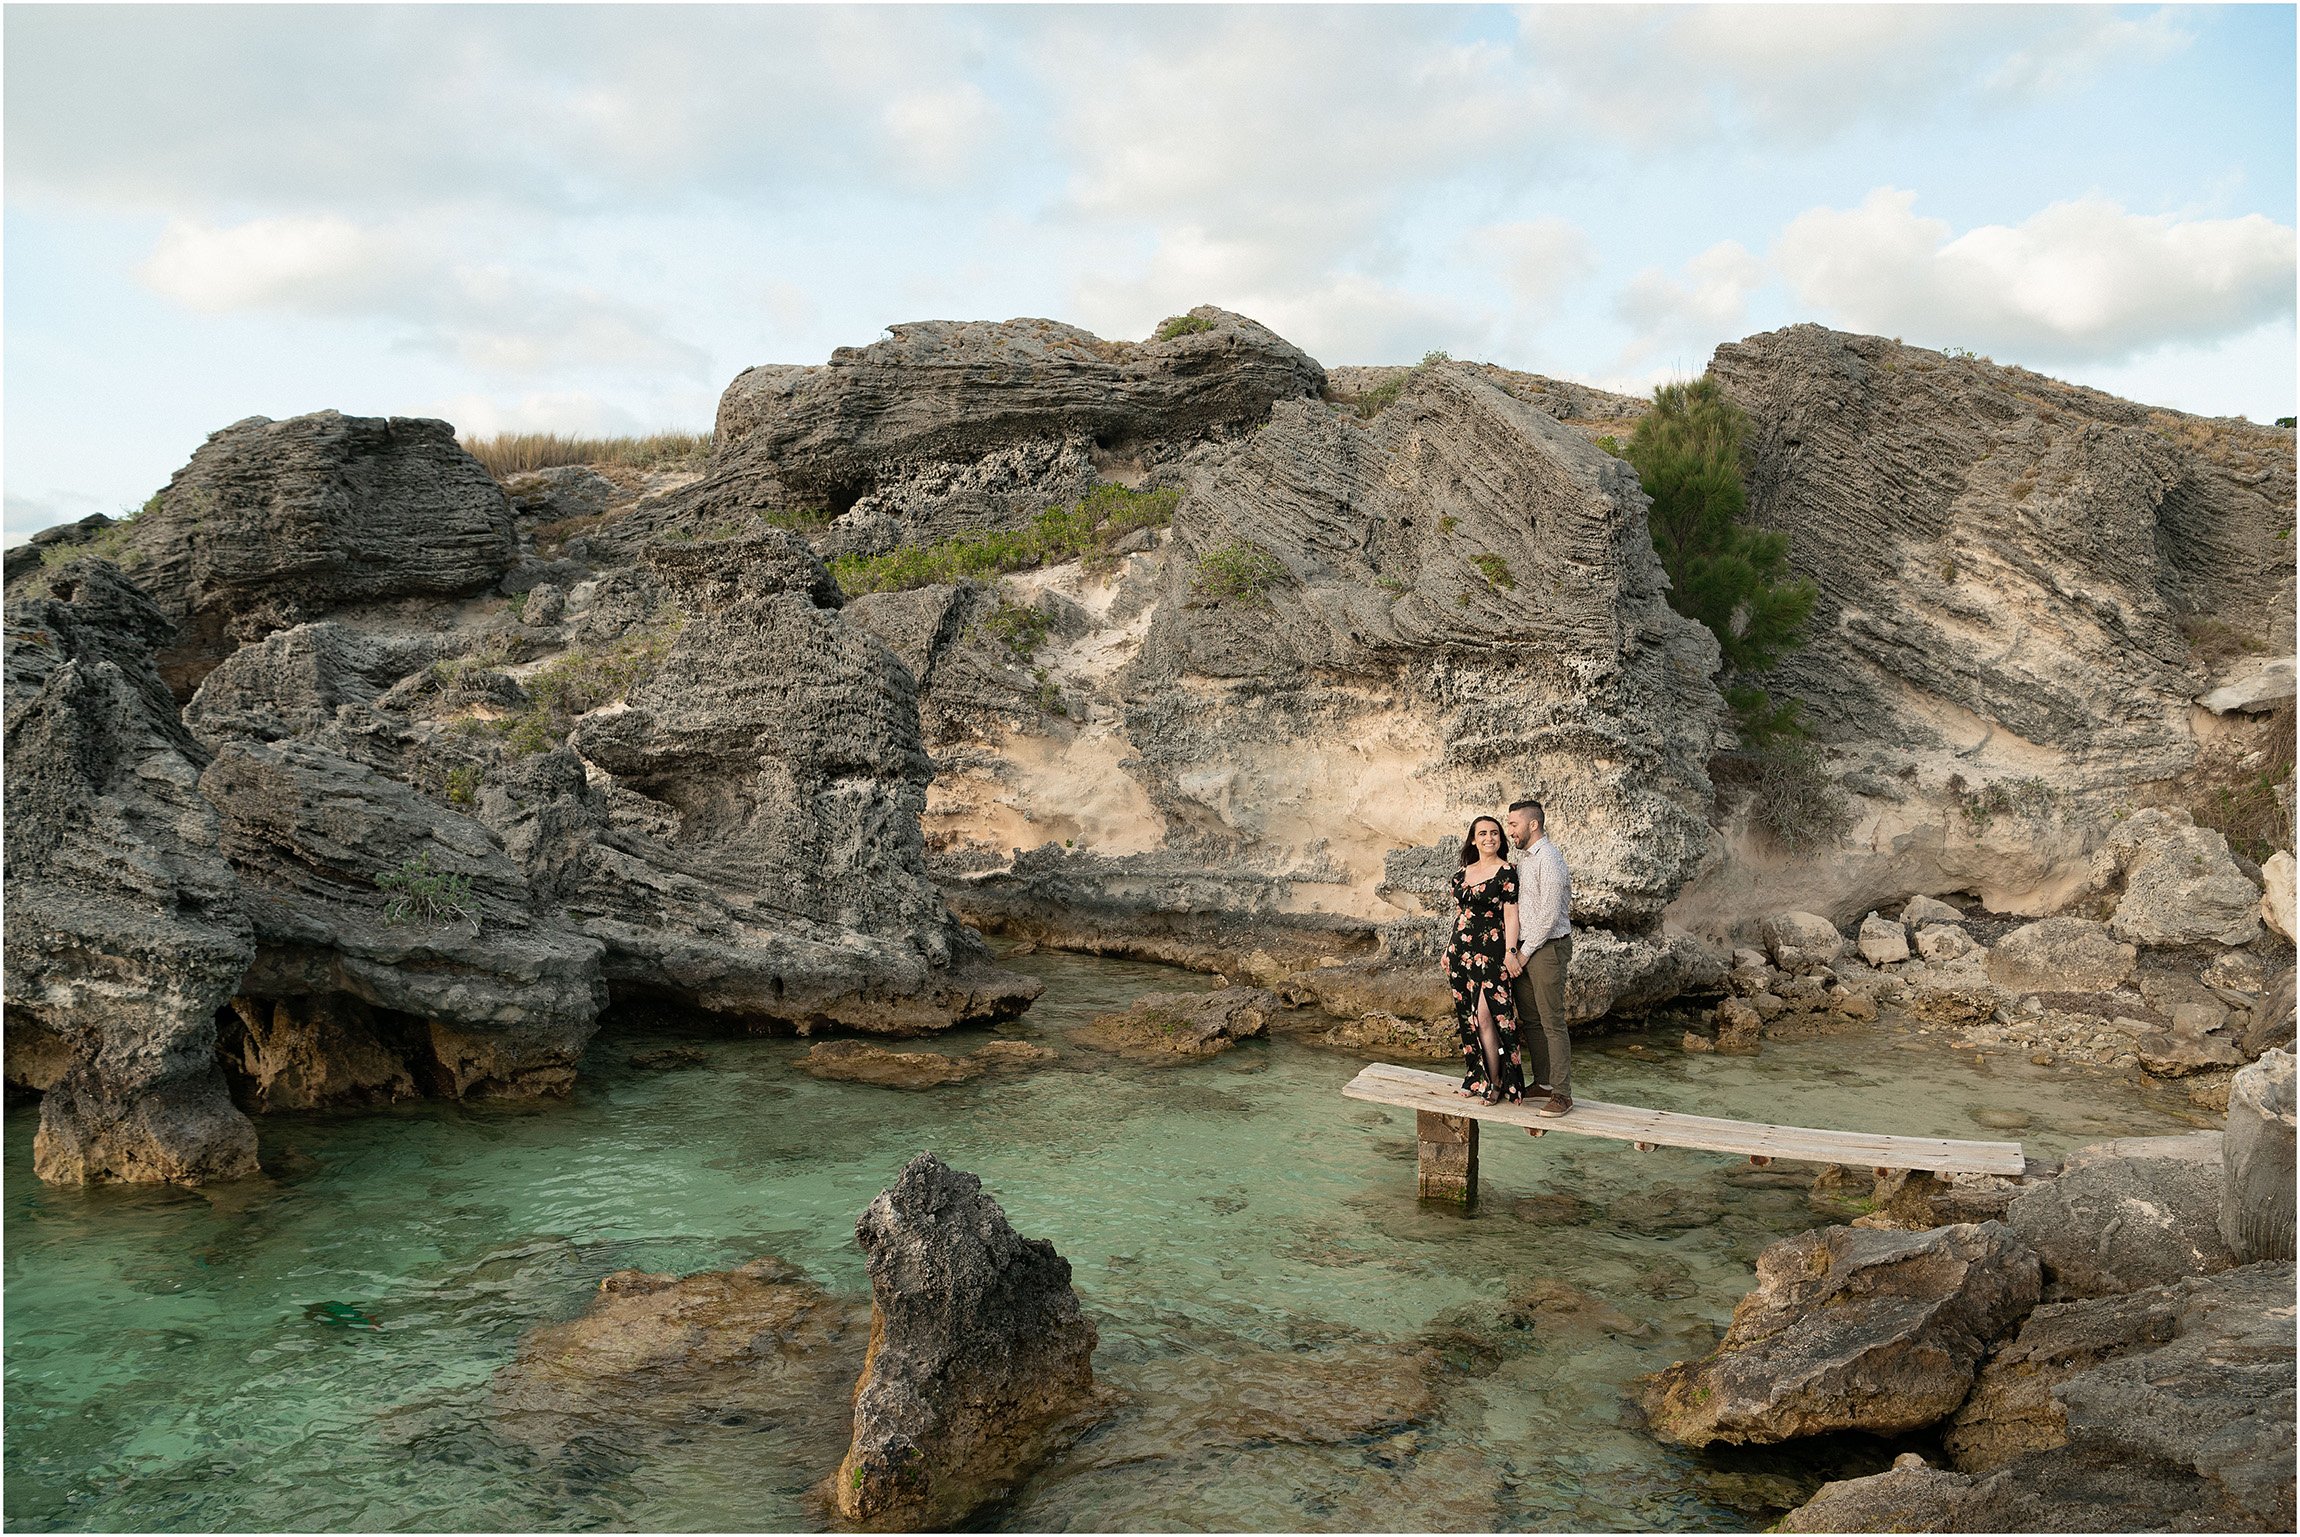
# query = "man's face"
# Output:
<box><xmin>1507</xmin><ymin>810</ymin><xmax>1536</xmax><ymax>846</ymax></box>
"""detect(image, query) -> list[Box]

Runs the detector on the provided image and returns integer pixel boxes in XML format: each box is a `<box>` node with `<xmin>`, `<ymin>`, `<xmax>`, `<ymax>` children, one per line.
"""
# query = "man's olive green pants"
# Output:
<box><xmin>1510</xmin><ymin>933</ymin><xmax>1572</xmax><ymax>1099</ymax></box>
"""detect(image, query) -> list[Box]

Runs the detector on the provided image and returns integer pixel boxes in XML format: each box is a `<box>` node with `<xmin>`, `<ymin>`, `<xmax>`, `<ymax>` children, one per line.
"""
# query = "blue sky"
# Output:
<box><xmin>6</xmin><ymin>3</ymin><xmax>2295</xmax><ymax>544</ymax></box>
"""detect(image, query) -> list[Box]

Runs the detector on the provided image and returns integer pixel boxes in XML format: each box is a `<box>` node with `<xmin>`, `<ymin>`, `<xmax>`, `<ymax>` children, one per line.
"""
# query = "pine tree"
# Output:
<box><xmin>1625</xmin><ymin>376</ymin><xmax>1817</xmax><ymax>733</ymax></box>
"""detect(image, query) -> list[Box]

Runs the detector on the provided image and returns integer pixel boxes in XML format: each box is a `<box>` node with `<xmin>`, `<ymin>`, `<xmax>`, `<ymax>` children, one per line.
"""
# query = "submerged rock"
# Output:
<box><xmin>5</xmin><ymin>560</ymin><xmax>259</xmax><ymax>1184</ymax></box>
<box><xmin>1071</xmin><ymin>986</ymin><xmax>1276</xmax><ymax>1060</ymax></box>
<box><xmin>794</xmin><ymin>1037</ymin><xmax>1056</xmax><ymax>1090</ymax></box>
<box><xmin>2006</xmin><ymin>1132</ymin><xmax>2235</xmax><ymax>1298</ymax></box>
<box><xmin>835</xmin><ymin>1154</ymin><xmax>1110</xmax><ymax>1530</ymax></box>
<box><xmin>493</xmin><ymin>1256</ymin><xmax>867</xmax><ymax>1460</ymax></box>
<box><xmin>1635</xmin><ymin>1221</ymin><xmax>2040</xmax><ymax>1446</ymax></box>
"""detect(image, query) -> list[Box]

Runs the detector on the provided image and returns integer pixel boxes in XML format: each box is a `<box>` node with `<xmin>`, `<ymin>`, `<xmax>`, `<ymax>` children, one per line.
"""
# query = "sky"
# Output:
<box><xmin>5</xmin><ymin>2</ymin><xmax>2296</xmax><ymax>545</ymax></box>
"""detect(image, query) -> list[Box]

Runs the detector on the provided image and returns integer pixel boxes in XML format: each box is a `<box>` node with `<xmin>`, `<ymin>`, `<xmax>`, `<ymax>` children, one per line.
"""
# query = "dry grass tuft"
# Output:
<box><xmin>459</xmin><ymin>431</ymin><xmax>712</xmax><ymax>478</ymax></box>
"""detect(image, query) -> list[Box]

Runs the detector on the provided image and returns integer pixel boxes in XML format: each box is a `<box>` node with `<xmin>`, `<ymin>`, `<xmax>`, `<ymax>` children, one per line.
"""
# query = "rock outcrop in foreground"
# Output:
<box><xmin>835</xmin><ymin>1153</ymin><xmax>1109</xmax><ymax>1530</ymax></box>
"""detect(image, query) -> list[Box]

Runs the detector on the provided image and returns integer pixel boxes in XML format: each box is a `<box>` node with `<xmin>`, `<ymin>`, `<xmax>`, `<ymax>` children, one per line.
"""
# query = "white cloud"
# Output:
<box><xmin>1776</xmin><ymin>189</ymin><xmax>2298</xmax><ymax>363</ymax></box>
<box><xmin>1466</xmin><ymin>219</ymin><xmax>1598</xmax><ymax>313</ymax></box>
<box><xmin>139</xmin><ymin>216</ymin><xmax>711</xmax><ymax>379</ymax></box>
<box><xmin>1615</xmin><ymin>241</ymin><xmax>1767</xmax><ymax>368</ymax></box>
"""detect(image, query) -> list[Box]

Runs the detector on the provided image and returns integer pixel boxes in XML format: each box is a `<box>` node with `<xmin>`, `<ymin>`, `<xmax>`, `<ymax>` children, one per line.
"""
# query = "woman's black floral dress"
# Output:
<box><xmin>1444</xmin><ymin>864</ymin><xmax>1528</xmax><ymax>1101</ymax></box>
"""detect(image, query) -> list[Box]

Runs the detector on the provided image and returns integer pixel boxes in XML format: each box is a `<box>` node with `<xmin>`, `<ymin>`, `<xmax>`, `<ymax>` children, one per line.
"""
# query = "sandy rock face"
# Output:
<box><xmin>836</xmin><ymin>1154</ymin><xmax>1110</xmax><ymax>1530</ymax></box>
<box><xmin>124</xmin><ymin>411</ymin><xmax>516</xmax><ymax>697</ymax></box>
<box><xmin>4</xmin><ymin>560</ymin><xmax>260</xmax><ymax>1184</ymax></box>
<box><xmin>1635</xmin><ymin>1221</ymin><xmax>2041</xmax><ymax>1446</ymax></box>
<box><xmin>2006</xmin><ymin>1132</ymin><xmax>2236</xmax><ymax>1297</ymax></box>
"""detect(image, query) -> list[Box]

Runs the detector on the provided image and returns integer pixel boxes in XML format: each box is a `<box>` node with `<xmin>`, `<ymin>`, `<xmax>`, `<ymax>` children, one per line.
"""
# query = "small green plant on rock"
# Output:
<box><xmin>1153</xmin><ymin>313</ymin><xmax>1217</xmax><ymax>341</ymax></box>
<box><xmin>979</xmin><ymin>597</ymin><xmax>1053</xmax><ymax>659</ymax></box>
<box><xmin>490</xmin><ymin>612</ymin><xmax>685</xmax><ymax>757</ymax></box>
<box><xmin>1191</xmin><ymin>541</ymin><xmax>1287</xmax><ymax>607</ymax></box>
<box><xmin>377</xmin><ymin>853</ymin><xmax>479</xmax><ymax>928</ymax></box>
<box><xmin>444</xmin><ymin>764</ymin><xmax>483</xmax><ymax>808</ymax></box>
<box><xmin>1473</xmin><ymin>553</ymin><xmax>1516</xmax><ymax>591</ymax></box>
<box><xmin>829</xmin><ymin>484</ymin><xmax>1179</xmax><ymax>596</ymax></box>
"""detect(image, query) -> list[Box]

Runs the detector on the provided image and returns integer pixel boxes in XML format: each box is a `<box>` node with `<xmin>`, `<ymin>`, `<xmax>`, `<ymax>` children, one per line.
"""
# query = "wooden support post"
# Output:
<box><xmin>1416</xmin><ymin>1110</ymin><xmax>1477</xmax><ymax>1204</ymax></box>
<box><xmin>1748</xmin><ymin>1155</ymin><xmax>1772</xmax><ymax>1167</ymax></box>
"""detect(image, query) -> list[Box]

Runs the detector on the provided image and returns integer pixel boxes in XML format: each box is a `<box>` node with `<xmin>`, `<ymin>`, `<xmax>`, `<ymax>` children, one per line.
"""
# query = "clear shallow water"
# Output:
<box><xmin>5</xmin><ymin>953</ymin><xmax>2212</xmax><ymax>1533</ymax></box>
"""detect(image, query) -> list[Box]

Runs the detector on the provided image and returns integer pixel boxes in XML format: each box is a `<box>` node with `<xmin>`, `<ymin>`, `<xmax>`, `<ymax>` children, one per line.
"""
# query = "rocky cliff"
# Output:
<box><xmin>1673</xmin><ymin>325</ymin><xmax>2294</xmax><ymax>930</ymax></box>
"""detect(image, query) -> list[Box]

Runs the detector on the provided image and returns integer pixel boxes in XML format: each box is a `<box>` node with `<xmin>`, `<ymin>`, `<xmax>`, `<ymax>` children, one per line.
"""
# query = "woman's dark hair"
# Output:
<box><xmin>1458</xmin><ymin>815</ymin><xmax>1510</xmax><ymax>867</ymax></box>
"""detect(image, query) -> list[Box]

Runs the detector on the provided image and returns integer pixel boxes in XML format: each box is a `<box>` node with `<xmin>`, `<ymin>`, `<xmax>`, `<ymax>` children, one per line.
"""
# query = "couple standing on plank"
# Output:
<box><xmin>1444</xmin><ymin>798</ymin><xmax>1575</xmax><ymax>1115</ymax></box>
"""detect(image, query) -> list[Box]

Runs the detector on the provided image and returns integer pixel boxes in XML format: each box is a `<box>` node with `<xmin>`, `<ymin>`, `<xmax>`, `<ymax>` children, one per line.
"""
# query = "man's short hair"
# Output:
<box><xmin>1508</xmin><ymin>798</ymin><xmax>1544</xmax><ymax>827</ymax></box>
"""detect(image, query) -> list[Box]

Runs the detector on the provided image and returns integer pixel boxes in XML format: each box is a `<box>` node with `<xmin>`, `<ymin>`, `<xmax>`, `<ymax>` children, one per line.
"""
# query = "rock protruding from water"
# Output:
<box><xmin>126</xmin><ymin>411</ymin><xmax>516</xmax><ymax>696</ymax></box>
<box><xmin>4</xmin><ymin>560</ymin><xmax>259</xmax><ymax>1183</ymax></box>
<box><xmin>2221</xmin><ymin>1049</ymin><xmax>2296</xmax><ymax>1262</ymax></box>
<box><xmin>1072</xmin><ymin>986</ymin><xmax>1276</xmax><ymax>1060</ymax></box>
<box><xmin>1786</xmin><ymin>1261</ymin><xmax>2297</xmax><ymax>1533</ymax></box>
<box><xmin>2006</xmin><ymin>1132</ymin><xmax>2236</xmax><ymax>1297</ymax></box>
<box><xmin>835</xmin><ymin>1154</ymin><xmax>1108</xmax><ymax>1530</ymax></box>
<box><xmin>1635</xmin><ymin>1221</ymin><xmax>2041</xmax><ymax>1446</ymax></box>
<box><xmin>1984</xmin><ymin>915</ymin><xmax>2136</xmax><ymax>994</ymax></box>
<box><xmin>494</xmin><ymin>1257</ymin><xmax>868</xmax><ymax>1463</ymax></box>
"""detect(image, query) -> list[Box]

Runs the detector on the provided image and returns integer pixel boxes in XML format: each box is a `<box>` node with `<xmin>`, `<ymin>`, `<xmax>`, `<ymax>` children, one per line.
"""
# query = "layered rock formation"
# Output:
<box><xmin>1674</xmin><ymin>325</ymin><xmax>2294</xmax><ymax>929</ymax></box>
<box><xmin>4</xmin><ymin>560</ymin><xmax>258</xmax><ymax>1182</ymax></box>
<box><xmin>835</xmin><ymin>1153</ymin><xmax>1109</xmax><ymax>1529</ymax></box>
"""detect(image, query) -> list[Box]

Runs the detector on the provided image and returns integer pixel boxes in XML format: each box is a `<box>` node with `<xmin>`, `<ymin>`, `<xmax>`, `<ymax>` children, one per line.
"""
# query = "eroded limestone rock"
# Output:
<box><xmin>1071</xmin><ymin>986</ymin><xmax>1276</xmax><ymax>1060</ymax></box>
<box><xmin>835</xmin><ymin>1154</ymin><xmax>1110</xmax><ymax>1530</ymax></box>
<box><xmin>2104</xmin><ymin>809</ymin><xmax>2265</xmax><ymax>949</ymax></box>
<box><xmin>2006</xmin><ymin>1132</ymin><xmax>2236</xmax><ymax>1297</ymax></box>
<box><xmin>1856</xmin><ymin>911</ymin><xmax>1910</xmax><ymax>966</ymax></box>
<box><xmin>1987</xmin><ymin>916</ymin><xmax>2136</xmax><ymax>994</ymax></box>
<box><xmin>2221</xmin><ymin>1049</ymin><xmax>2295</xmax><ymax>1262</ymax></box>
<box><xmin>5</xmin><ymin>560</ymin><xmax>259</xmax><ymax>1184</ymax></box>
<box><xmin>1635</xmin><ymin>1221</ymin><xmax>2040</xmax><ymax>1446</ymax></box>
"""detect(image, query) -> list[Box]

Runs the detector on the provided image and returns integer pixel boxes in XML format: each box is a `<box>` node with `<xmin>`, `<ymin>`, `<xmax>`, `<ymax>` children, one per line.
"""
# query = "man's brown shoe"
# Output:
<box><xmin>1537</xmin><ymin>1095</ymin><xmax>1573</xmax><ymax>1117</ymax></box>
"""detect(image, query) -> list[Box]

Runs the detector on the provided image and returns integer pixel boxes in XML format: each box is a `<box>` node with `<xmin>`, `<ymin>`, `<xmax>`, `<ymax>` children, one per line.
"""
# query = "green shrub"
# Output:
<box><xmin>1421</xmin><ymin>348</ymin><xmax>1453</xmax><ymax>366</ymax></box>
<box><xmin>1472</xmin><ymin>553</ymin><xmax>1515</xmax><ymax>591</ymax></box>
<box><xmin>1154</xmin><ymin>313</ymin><xmax>1218</xmax><ymax>341</ymax></box>
<box><xmin>490</xmin><ymin>614</ymin><xmax>684</xmax><ymax>756</ymax></box>
<box><xmin>1956</xmin><ymin>776</ymin><xmax>2054</xmax><ymax>831</ymax></box>
<box><xmin>377</xmin><ymin>853</ymin><xmax>479</xmax><ymax>927</ymax></box>
<box><xmin>980</xmin><ymin>597</ymin><xmax>1053</xmax><ymax>658</ymax></box>
<box><xmin>444</xmin><ymin>765</ymin><xmax>482</xmax><ymax>808</ymax></box>
<box><xmin>1191</xmin><ymin>540</ymin><xmax>1287</xmax><ymax>607</ymax></box>
<box><xmin>1716</xmin><ymin>738</ymin><xmax>1852</xmax><ymax>853</ymax></box>
<box><xmin>1356</xmin><ymin>374</ymin><xmax>1409</xmax><ymax>419</ymax></box>
<box><xmin>830</xmin><ymin>484</ymin><xmax>1179</xmax><ymax>596</ymax></box>
<box><xmin>460</xmin><ymin>431</ymin><xmax>712</xmax><ymax>478</ymax></box>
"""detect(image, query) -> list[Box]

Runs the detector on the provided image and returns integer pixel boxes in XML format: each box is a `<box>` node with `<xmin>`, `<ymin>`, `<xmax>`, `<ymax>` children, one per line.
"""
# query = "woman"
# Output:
<box><xmin>1444</xmin><ymin>815</ymin><xmax>1529</xmax><ymax>1105</ymax></box>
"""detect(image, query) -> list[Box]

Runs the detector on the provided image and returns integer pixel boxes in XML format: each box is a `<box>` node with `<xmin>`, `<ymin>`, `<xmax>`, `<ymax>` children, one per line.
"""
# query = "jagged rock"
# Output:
<box><xmin>2221</xmin><ymin>1049</ymin><xmax>2295</xmax><ymax>1262</ymax></box>
<box><xmin>1913</xmin><ymin>922</ymin><xmax>1975</xmax><ymax>961</ymax></box>
<box><xmin>1808</xmin><ymin>1262</ymin><xmax>2298</xmax><ymax>1532</ymax></box>
<box><xmin>502</xmin><ymin>465</ymin><xmax>620</xmax><ymax>524</ymax></box>
<box><xmin>2260</xmin><ymin>850</ymin><xmax>2295</xmax><ymax>942</ymax></box>
<box><xmin>2198</xmin><ymin>654</ymin><xmax>2296</xmax><ymax>715</ymax></box>
<box><xmin>2246</xmin><ymin>966</ymin><xmax>2296</xmax><ymax>1057</ymax></box>
<box><xmin>1634</xmin><ymin>1221</ymin><xmax>2041</xmax><ymax>1446</ymax></box>
<box><xmin>493</xmin><ymin>1256</ymin><xmax>868</xmax><ymax>1460</ymax></box>
<box><xmin>2133</xmin><ymin>1026</ymin><xmax>2247</xmax><ymax>1078</ymax></box>
<box><xmin>2006</xmin><ymin>1133</ymin><xmax>2236</xmax><ymax>1297</ymax></box>
<box><xmin>2104</xmin><ymin>809</ymin><xmax>2264</xmax><ymax>949</ymax></box>
<box><xmin>835</xmin><ymin>1154</ymin><xmax>1110</xmax><ymax>1530</ymax></box>
<box><xmin>197</xmin><ymin>738</ymin><xmax>606</xmax><ymax>1099</ymax></box>
<box><xmin>4</xmin><ymin>560</ymin><xmax>259</xmax><ymax>1184</ymax></box>
<box><xmin>489</xmin><ymin>532</ymin><xmax>1039</xmax><ymax>1034</ymax></box>
<box><xmin>3</xmin><ymin>511</ymin><xmax>121</xmax><ymax>589</ymax></box>
<box><xmin>1856</xmin><ymin>911</ymin><xmax>1911</xmax><ymax>965</ymax></box>
<box><xmin>1902</xmin><ymin>894</ymin><xmax>1964</xmax><ymax>925</ymax></box>
<box><xmin>122</xmin><ymin>411</ymin><xmax>515</xmax><ymax>697</ymax></box>
<box><xmin>1071</xmin><ymin>986</ymin><xmax>1275</xmax><ymax>1060</ymax></box>
<box><xmin>1764</xmin><ymin>911</ymin><xmax>1845</xmax><ymax>970</ymax></box>
<box><xmin>709</xmin><ymin>308</ymin><xmax>1322</xmax><ymax>527</ymax></box>
<box><xmin>1713</xmin><ymin>996</ymin><xmax>1762</xmax><ymax>1053</ymax></box>
<box><xmin>1987</xmin><ymin>916</ymin><xmax>2136</xmax><ymax>994</ymax></box>
<box><xmin>182</xmin><ymin>620</ymin><xmax>430</xmax><ymax>747</ymax></box>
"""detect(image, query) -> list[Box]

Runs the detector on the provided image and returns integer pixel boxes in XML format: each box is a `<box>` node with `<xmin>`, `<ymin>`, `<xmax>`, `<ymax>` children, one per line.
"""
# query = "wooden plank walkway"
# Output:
<box><xmin>1343</xmin><ymin>1062</ymin><xmax>2027</xmax><ymax>1191</ymax></box>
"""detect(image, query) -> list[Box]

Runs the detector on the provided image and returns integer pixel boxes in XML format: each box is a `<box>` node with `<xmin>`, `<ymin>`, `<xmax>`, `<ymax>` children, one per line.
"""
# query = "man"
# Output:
<box><xmin>1502</xmin><ymin>797</ymin><xmax>1573</xmax><ymax>1115</ymax></box>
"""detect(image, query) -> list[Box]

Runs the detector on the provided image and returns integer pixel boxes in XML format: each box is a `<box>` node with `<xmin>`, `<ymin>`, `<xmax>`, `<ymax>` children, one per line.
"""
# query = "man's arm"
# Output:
<box><xmin>1519</xmin><ymin>849</ymin><xmax>1555</xmax><ymax>954</ymax></box>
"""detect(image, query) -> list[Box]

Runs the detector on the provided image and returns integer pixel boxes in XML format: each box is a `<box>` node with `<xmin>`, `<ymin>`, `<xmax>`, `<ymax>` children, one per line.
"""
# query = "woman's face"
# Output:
<box><xmin>1474</xmin><ymin>821</ymin><xmax>1500</xmax><ymax>855</ymax></box>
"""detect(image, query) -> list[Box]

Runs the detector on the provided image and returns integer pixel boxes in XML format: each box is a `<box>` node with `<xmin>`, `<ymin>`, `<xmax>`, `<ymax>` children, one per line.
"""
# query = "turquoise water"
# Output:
<box><xmin>4</xmin><ymin>953</ymin><xmax>2211</xmax><ymax>1532</ymax></box>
